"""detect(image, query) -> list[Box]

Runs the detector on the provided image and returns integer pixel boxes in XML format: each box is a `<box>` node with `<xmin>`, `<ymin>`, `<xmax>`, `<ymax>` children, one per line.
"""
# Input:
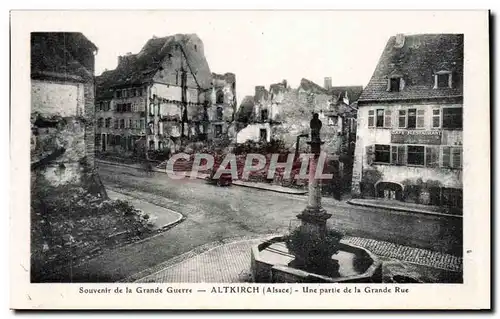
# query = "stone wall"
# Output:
<box><xmin>31</xmin><ymin>78</ymin><xmax>103</xmax><ymax>195</ymax></box>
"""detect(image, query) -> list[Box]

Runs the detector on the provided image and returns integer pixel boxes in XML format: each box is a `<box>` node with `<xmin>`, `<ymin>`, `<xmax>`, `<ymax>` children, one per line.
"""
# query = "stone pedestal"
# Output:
<box><xmin>296</xmin><ymin>138</ymin><xmax>331</xmax><ymax>235</ymax></box>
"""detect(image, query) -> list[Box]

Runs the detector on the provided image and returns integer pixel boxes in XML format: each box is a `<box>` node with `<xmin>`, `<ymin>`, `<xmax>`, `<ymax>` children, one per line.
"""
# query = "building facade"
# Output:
<box><xmin>31</xmin><ymin>32</ymin><xmax>99</xmax><ymax>186</ymax></box>
<box><xmin>209</xmin><ymin>72</ymin><xmax>237</xmax><ymax>142</ymax></box>
<box><xmin>95</xmin><ymin>34</ymin><xmax>236</xmax><ymax>157</ymax></box>
<box><xmin>351</xmin><ymin>34</ymin><xmax>463</xmax><ymax>209</ymax></box>
<box><xmin>235</xmin><ymin>82</ymin><xmax>286</xmax><ymax>144</ymax></box>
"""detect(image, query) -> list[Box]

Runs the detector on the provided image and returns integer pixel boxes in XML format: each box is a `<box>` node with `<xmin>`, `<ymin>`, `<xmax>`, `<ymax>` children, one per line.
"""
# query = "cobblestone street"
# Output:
<box><xmin>134</xmin><ymin>236</ymin><xmax>462</xmax><ymax>283</ymax></box>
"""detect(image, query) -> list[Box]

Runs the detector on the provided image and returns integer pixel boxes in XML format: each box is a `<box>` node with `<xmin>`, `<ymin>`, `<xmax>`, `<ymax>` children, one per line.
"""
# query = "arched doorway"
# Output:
<box><xmin>375</xmin><ymin>181</ymin><xmax>403</xmax><ymax>200</ymax></box>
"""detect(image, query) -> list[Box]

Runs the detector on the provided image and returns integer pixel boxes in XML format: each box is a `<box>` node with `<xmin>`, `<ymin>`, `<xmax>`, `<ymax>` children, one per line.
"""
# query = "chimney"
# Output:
<box><xmin>324</xmin><ymin>77</ymin><xmax>332</xmax><ymax>90</ymax></box>
<box><xmin>395</xmin><ymin>34</ymin><xmax>406</xmax><ymax>48</ymax></box>
<box><xmin>282</xmin><ymin>79</ymin><xmax>288</xmax><ymax>89</ymax></box>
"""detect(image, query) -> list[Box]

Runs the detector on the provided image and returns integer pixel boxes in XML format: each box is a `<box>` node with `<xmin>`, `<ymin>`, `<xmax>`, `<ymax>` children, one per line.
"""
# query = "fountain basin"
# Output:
<box><xmin>251</xmin><ymin>236</ymin><xmax>383</xmax><ymax>283</ymax></box>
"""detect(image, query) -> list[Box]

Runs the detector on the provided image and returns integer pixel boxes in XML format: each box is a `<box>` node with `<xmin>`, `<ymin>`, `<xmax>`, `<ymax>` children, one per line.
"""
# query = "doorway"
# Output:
<box><xmin>376</xmin><ymin>182</ymin><xmax>403</xmax><ymax>200</ymax></box>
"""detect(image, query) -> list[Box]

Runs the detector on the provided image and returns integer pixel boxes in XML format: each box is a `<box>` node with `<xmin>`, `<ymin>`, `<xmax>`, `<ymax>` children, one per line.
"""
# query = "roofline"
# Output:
<box><xmin>358</xmin><ymin>95</ymin><xmax>463</xmax><ymax>105</ymax></box>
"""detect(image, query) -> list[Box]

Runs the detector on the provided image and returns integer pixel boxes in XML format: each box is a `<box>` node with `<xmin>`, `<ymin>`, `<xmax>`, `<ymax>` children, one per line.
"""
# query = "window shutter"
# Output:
<box><xmin>391</xmin><ymin>145</ymin><xmax>398</xmax><ymax>164</ymax></box>
<box><xmin>417</xmin><ymin>109</ymin><xmax>425</xmax><ymax>128</ymax></box>
<box><xmin>398</xmin><ymin>145</ymin><xmax>406</xmax><ymax>165</ymax></box>
<box><xmin>384</xmin><ymin>110</ymin><xmax>392</xmax><ymax>128</ymax></box>
<box><xmin>441</xmin><ymin>146</ymin><xmax>451</xmax><ymax>168</ymax></box>
<box><xmin>398</xmin><ymin>110</ymin><xmax>406</xmax><ymax>128</ymax></box>
<box><xmin>452</xmin><ymin>147</ymin><xmax>462</xmax><ymax>168</ymax></box>
<box><xmin>368</xmin><ymin>110</ymin><xmax>375</xmax><ymax>128</ymax></box>
<box><xmin>426</xmin><ymin>146</ymin><xmax>439</xmax><ymax>167</ymax></box>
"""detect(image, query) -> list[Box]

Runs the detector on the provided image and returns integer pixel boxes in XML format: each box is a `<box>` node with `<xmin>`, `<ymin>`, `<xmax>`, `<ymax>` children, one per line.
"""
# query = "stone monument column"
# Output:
<box><xmin>296</xmin><ymin>113</ymin><xmax>332</xmax><ymax>234</ymax></box>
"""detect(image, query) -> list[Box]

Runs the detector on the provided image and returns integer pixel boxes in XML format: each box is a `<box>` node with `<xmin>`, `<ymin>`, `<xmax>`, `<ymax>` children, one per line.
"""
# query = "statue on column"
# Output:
<box><xmin>310</xmin><ymin>112</ymin><xmax>322</xmax><ymax>142</ymax></box>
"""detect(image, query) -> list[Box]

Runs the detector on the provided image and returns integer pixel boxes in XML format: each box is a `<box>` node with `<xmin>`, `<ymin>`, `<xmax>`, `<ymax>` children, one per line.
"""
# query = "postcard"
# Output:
<box><xmin>10</xmin><ymin>9</ymin><xmax>490</xmax><ymax>310</ymax></box>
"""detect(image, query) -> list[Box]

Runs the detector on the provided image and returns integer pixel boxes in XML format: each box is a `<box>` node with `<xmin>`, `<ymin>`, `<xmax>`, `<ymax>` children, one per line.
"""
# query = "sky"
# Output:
<box><xmin>78</xmin><ymin>11</ymin><xmax>468</xmax><ymax>104</ymax></box>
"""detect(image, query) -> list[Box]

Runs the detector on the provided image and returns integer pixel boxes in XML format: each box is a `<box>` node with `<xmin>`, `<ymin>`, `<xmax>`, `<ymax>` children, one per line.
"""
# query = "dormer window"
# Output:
<box><xmin>434</xmin><ymin>71</ymin><xmax>452</xmax><ymax>89</ymax></box>
<box><xmin>389</xmin><ymin>77</ymin><xmax>401</xmax><ymax>92</ymax></box>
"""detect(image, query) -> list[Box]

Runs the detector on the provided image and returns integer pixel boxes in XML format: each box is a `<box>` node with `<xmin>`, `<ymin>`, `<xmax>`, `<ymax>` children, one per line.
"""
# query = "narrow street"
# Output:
<box><xmin>45</xmin><ymin>162</ymin><xmax>462</xmax><ymax>282</ymax></box>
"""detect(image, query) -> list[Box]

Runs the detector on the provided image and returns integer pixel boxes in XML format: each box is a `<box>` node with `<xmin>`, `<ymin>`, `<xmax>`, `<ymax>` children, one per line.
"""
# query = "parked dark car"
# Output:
<box><xmin>205</xmin><ymin>161</ymin><xmax>233</xmax><ymax>186</ymax></box>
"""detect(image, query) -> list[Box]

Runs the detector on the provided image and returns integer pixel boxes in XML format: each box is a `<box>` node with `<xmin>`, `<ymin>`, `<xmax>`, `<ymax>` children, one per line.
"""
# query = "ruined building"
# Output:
<box><xmin>209</xmin><ymin>72</ymin><xmax>237</xmax><ymax>142</ymax></box>
<box><xmin>95</xmin><ymin>34</ymin><xmax>236</xmax><ymax>156</ymax></box>
<box><xmin>31</xmin><ymin>32</ymin><xmax>103</xmax><ymax>193</ymax></box>
<box><xmin>235</xmin><ymin>78</ymin><xmax>362</xmax><ymax>194</ymax></box>
<box><xmin>236</xmin><ymin>78</ymin><xmax>362</xmax><ymax>155</ymax></box>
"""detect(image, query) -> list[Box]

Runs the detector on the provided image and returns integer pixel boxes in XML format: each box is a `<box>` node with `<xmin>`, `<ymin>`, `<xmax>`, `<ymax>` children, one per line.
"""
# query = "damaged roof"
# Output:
<box><xmin>359</xmin><ymin>34</ymin><xmax>463</xmax><ymax>103</ymax></box>
<box><xmin>299</xmin><ymin>78</ymin><xmax>329</xmax><ymax>95</ymax></box>
<box><xmin>329</xmin><ymin>86</ymin><xmax>364</xmax><ymax>102</ymax></box>
<box><xmin>96</xmin><ymin>34</ymin><xmax>212</xmax><ymax>100</ymax></box>
<box><xmin>31</xmin><ymin>32</ymin><xmax>97</xmax><ymax>82</ymax></box>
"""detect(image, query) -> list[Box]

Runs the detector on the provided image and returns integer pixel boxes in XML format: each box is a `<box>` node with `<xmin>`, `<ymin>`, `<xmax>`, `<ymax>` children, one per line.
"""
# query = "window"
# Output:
<box><xmin>376</xmin><ymin>109</ymin><xmax>384</xmax><ymax>127</ymax></box>
<box><xmin>442</xmin><ymin>146</ymin><xmax>462</xmax><ymax>169</ymax></box>
<box><xmin>97</xmin><ymin>118</ymin><xmax>104</xmax><ymax>128</ymax></box>
<box><xmin>116</xmin><ymin>90</ymin><xmax>122</xmax><ymax>98</ymax></box>
<box><xmin>148</xmin><ymin>122</ymin><xmax>155</xmax><ymax>135</ymax></box>
<box><xmin>407</xmin><ymin>108</ymin><xmax>417</xmax><ymax>129</ymax></box>
<box><xmin>216</xmin><ymin>90</ymin><xmax>224</xmax><ymax>104</ymax></box>
<box><xmin>374</xmin><ymin>144</ymin><xmax>390</xmax><ymax>163</ymax></box>
<box><xmin>426</xmin><ymin>146</ymin><xmax>440</xmax><ymax>167</ymax></box>
<box><xmin>123</xmin><ymin>90</ymin><xmax>128</xmax><ymax>98</ymax></box>
<box><xmin>435</xmin><ymin>72</ymin><xmax>452</xmax><ymax>89</ymax></box>
<box><xmin>260</xmin><ymin>128</ymin><xmax>268</xmax><ymax>142</ymax></box>
<box><xmin>416</xmin><ymin>109</ymin><xmax>425</xmax><ymax>128</ymax></box>
<box><xmin>215</xmin><ymin>124</ymin><xmax>223</xmax><ymax>138</ymax></box>
<box><xmin>105</xmin><ymin>118</ymin><xmax>111</xmax><ymax>128</ymax></box>
<box><xmin>432</xmin><ymin>108</ymin><xmax>441</xmax><ymax>128</ymax></box>
<box><xmin>114</xmin><ymin>119</ymin><xmax>119</xmax><ymax>129</ymax></box>
<box><xmin>158</xmin><ymin>141</ymin><xmax>163</xmax><ymax>150</ymax></box>
<box><xmin>149</xmin><ymin>103</ymin><xmax>155</xmax><ymax>116</ymax></box>
<box><xmin>389</xmin><ymin>77</ymin><xmax>401</xmax><ymax>92</ymax></box>
<box><xmin>149</xmin><ymin>140</ymin><xmax>155</xmax><ymax>150</ymax></box>
<box><xmin>391</xmin><ymin>145</ymin><xmax>406</xmax><ymax>165</ymax></box>
<box><xmin>437</xmin><ymin>74</ymin><xmax>450</xmax><ymax>88</ymax></box>
<box><xmin>442</xmin><ymin>107</ymin><xmax>462</xmax><ymax>129</ymax></box>
<box><xmin>398</xmin><ymin>110</ymin><xmax>407</xmax><ymax>128</ymax></box>
<box><xmin>407</xmin><ymin>145</ymin><xmax>425</xmax><ymax>166</ymax></box>
<box><xmin>120</xmin><ymin>119</ymin><xmax>125</xmax><ymax>129</ymax></box>
<box><xmin>158</xmin><ymin>122</ymin><xmax>164</xmax><ymax>135</ymax></box>
<box><xmin>261</xmin><ymin>109</ymin><xmax>268</xmax><ymax>121</ymax></box>
<box><xmin>216</xmin><ymin>107</ymin><xmax>224</xmax><ymax>121</ymax></box>
<box><xmin>368</xmin><ymin>110</ymin><xmax>375</xmax><ymax>128</ymax></box>
<box><xmin>384</xmin><ymin>110</ymin><xmax>392</xmax><ymax>128</ymax></box>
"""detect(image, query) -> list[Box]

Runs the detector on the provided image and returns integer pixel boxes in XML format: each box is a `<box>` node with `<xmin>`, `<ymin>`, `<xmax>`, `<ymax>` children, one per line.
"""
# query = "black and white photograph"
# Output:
<box><xmin>10</xmin><ymin>9</ymin><xmax>490</xmax><ymax>310</ymax></box>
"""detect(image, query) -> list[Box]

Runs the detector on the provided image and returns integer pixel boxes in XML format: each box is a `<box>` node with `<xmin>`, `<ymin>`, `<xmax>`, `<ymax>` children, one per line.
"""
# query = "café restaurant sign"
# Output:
<box><xmin>391</xmin><ymin>130</ymin><xmax>442</xmax><ymax>145</ymax></box>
